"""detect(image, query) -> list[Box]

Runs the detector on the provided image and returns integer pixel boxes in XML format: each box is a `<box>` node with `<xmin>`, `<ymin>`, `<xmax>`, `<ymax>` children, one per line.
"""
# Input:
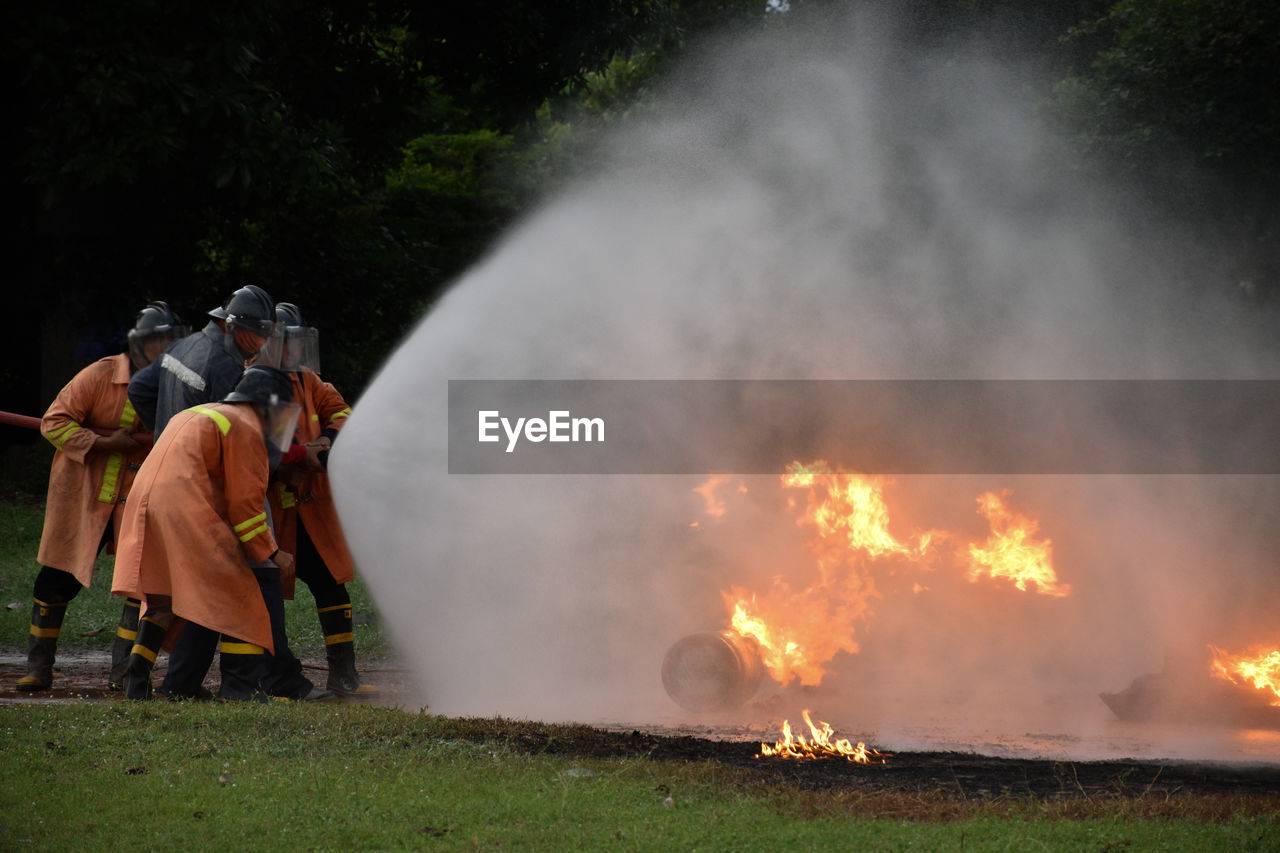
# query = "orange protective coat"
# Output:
<box><xmin>269</xmin><ymin>368</ymin><xmax>355</xmax><ymax>598</ymax></box>
<box><xmin>37</xmin><ymin>354</ymin><xmax>148</xmax><ymax>585</ymax></box>
<box><xmin>112</xmin><ymin>404</ymin><xmax>279</xmax><ymax>651</ymax></box>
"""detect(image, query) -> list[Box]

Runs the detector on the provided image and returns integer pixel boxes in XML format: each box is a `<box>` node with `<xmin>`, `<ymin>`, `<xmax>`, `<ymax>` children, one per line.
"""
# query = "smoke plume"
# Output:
<box><xmin>331</xmin><ymin>11</ymin><xmax>1280</xmax><ymax>759</ymax></box>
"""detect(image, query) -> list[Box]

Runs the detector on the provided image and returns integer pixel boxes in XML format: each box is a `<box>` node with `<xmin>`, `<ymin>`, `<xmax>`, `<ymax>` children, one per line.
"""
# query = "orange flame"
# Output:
<box><xmin>757</xmin><ymin>709</ymin><xmax>891</xmax><ymax>763</ymax></box>
<box><xmin>723</xmin><ymin>461</ymin><xmax>925</xmax><ymax>686</ymax></box>
<box><xmin>784</xmin><ymin>461</ymin><xmax>933</xmax><ymax>562</ymax></box>
<box><xmin>693</xmin><ymin>474</ymin><xmax>732</xmax><ymax>519</ymax></box>
<box><xmin>727</xmin><ymin>589</ymin><xmax>868</xmax><ymax>686</ymax></box>
<box><xmin>1210</xmin><ymin>645</ymin><xmax>1280</xmax><ymax>706</ymax></box>
<box><xmin>712</xmin><ymin>464</ymin><xmax>1067</xmax><ymax>692</ymax></box>
<box><xmin>963</xmin><ymin>490</ymin><xmax>1069</xmax><ymax>597</ymax></box>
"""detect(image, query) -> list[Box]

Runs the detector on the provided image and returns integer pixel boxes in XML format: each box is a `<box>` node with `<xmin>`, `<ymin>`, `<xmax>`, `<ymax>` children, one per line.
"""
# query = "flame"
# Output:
<box><xmin>719</xmin><ymin>462</ymin><xmax>930</xmax><ymax>685</ymax></box>
<box><xmin>783</xmin><ymin>460</ymin><xmax>933</xmax><ymax>561</ymax></box>
<box><xmin>693</xmin><ymin>474</ymin><xmax>732</xmax><ymax>519</ymax></box>
<box><xmin>727</xmin><ymin>589</ymin><xmax>867</xmax><ymax>686</ymax></box>
<box><xmin>713</xmin><ymin>464</ymin><xmax>1067</xmax><ymax>693</ymax></box>
<box><xmin>963</xmin><ymin>490</ymin><xmax>1069</xmax><ymax>597</ymax></box>
<box><xmin>1210</xmin><ymin>645</ymin><xmax>1280</xmax><ymax>706</ymax></box>
<box><xmin>757</xmin><ymin>709</ymin><xmax>891</xmax><ymax>763</ymax></box>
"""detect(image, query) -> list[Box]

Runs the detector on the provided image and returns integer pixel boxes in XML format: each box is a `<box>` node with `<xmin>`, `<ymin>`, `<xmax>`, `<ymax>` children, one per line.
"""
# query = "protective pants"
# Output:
<box><xmin>295</xmin><ymin>522</ymin><xmax>377</xmax><ymax>696</ymax></box>
<box><xmin>160</xmin><ymin>563</ymin><xmax>313</xmax><ymax>700</ymax></box>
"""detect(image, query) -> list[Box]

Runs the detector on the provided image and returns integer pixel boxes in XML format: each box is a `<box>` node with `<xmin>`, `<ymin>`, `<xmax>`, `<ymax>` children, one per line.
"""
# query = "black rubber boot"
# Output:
<box><xmin>159</xmin><ymin>623</ymin><xmax>219</xmax><ymax>700</ymax></box>
<box><xmin>108</xmin><ymin>598</ymin><xmax>142</xmax><ymax>691</ymax></box>
<box><xmin>17</xmin><ymin>598</ymin><xmax>67</xmax><ymax>691</ymax></box>
<box><xmin>123</xmin><ymin>617</ymin><xmax>167</xmax><ymax>700</ymax></box>
<box><xmin>216</xmin><ymin>637</ymin><xmax>267</xmax><ymax>702</ymax></box>
<box><xmin>318</xmin><ymin>603</ymin><xmax>378</xmax><ymax>697</ymax></box>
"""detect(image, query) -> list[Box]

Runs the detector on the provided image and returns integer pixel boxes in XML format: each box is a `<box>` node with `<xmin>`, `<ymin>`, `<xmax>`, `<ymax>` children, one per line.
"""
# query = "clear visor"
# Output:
<box><xmin>127</xmin><ymin>326</ymin><xmax>188</xmax><ymax>368</ymax></box>
<box><xmin>250</xmin><ymin>323</ymin><xmax>287</xmax><ymax>369</ymax></box>
<box><xmin>282</xmin><ymin>326</ymin><xmax>321</xmax><ymax>374</ymax></box>
<box><xmin>264</xmin><ymin>397</ymin><xmax>303</xmax><ymax>454</ymax></box>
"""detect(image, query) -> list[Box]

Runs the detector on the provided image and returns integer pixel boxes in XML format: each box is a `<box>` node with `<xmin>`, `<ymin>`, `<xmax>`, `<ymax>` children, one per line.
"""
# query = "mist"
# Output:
<box><xmin>330</xmin><ymin>11</ymin><xmax>1280</xmax><ymax>759</ymax></box>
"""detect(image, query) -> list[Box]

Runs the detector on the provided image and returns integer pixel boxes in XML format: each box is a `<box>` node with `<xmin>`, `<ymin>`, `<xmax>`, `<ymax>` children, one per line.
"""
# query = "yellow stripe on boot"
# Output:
<box><xmin>130</xmin><ymin>643</ymin><xmax>158</xmax><ymax>663</ymax></box>
<box><xmin>218</xmin><ymin>641</ymin><xmax>265</xmax><ymax>656</ymax></box>
<box><xmin>17</xmin><ymin>598</ymin><xmax>68</xmax><ymax>691</ymax></box>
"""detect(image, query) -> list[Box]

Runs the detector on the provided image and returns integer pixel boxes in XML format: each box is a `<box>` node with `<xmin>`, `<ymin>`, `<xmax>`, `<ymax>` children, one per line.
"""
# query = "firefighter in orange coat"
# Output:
<box><xmin>112</xmin><ymin>366</ymin><xmax>306</xmax><ymax>700</ymax></box>
<box><xmin>269</xmin><ymin>303</ymin><xmax>377</xmax><ymax>695</ymax></box>
<box><xmin>17</xmin><ymin>302</ymin><xmax>185</xmax><ymax>692</ymax></box>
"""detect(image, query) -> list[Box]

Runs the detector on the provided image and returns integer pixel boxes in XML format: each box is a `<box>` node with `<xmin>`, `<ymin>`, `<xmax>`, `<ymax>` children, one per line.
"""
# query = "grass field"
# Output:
<box><xmin>3</xmin><ymin>702</ymin><xmax>1279</xmax><ymax>851</ymax></box>
<box><xmin>3</xmin><ymin>494</ymin><xmax>1280</xmax><ymax>851</ymax></box>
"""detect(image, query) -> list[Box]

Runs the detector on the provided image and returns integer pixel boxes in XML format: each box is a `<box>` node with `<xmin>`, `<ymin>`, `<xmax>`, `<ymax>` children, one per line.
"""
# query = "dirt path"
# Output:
<box><xmin>0</xmin><ymin>650</ymin><xmax>417</xmax><ymax>706</ymax></box>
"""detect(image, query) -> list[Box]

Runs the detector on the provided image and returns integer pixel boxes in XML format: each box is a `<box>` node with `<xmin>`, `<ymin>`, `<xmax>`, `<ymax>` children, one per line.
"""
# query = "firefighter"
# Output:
<box><xmin>128</xmin><ymin>284</ymin><xmax>279</xmax><ymax>436</ymax></box>
<box><xmin>121</xmin><ymin>284</ymin><xmax>307</xmax><ymax>699</ymax></box>
<box><xmin>111</xmin><ymin>365</ymin><xmax>322</xmax><ymax>701</ymax></box>
<box><xmin>17</xmin><ymin>302</ymin><xmax>186</xmax><ymax>691</ymax></box>
<box><xmin>269</xmin><ymin>302</ymin><xmax>377</xmax><ymax>696</ymax></box>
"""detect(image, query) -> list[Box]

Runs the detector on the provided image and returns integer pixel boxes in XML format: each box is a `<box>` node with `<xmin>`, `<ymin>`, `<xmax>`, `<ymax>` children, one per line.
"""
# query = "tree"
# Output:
<box><xmin>7</xmin><ymin>0</ymin><xmax>775</xmax><ymax>419</ymax></box>
<box><xmin>1051</xmin><ymin>0</ymin><xmax>1280</xmax><ymax>294</ymax></box>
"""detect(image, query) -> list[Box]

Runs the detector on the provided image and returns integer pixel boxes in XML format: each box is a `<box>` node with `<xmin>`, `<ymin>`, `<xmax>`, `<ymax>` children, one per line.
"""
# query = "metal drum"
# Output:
<box><xmin>661</xmin><ymin>630</ymin><xmax>765</xmax><ymax>712</ymax></box>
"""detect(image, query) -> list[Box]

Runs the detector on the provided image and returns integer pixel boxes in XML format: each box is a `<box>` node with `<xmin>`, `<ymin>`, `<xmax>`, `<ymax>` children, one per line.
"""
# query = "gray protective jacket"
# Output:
<box><xmin>128</xmin><ymin>322</ymin><xmax>246</xmax><ymax>436</ymax></box>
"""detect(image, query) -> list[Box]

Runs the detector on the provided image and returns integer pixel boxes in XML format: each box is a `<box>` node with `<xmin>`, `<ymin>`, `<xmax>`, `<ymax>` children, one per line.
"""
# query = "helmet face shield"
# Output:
<box><xmin>252</xmin><ymin>323</ymin><xmax>287</xmax><ymax>369</ymax></box>
<box><xmin>264</xmin><ymin>396</ymin><xmax>303</xmax><ymax>454</ymax></box>
<box><xmin>282</xmin><ymin>326</ymin><xmax>320</xmax><ymax>373</ymax></box>
<box><xmin>127</xmin><ymin>332</ymin><xmax>179</xmax><ymax>369</ymax></box>
<box><xmin>126</xmin><ymin>302</ymin><xmax>188</xmax><ymax>368</ymax></box>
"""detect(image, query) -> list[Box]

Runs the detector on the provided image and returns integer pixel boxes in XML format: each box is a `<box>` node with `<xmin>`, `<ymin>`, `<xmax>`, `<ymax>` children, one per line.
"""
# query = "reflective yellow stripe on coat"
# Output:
<box><xmin>97</xmin><ymin>398</ymin><xmax>141</xmax><ymax>503</ymax></box>
<box><xmin>46</xmin><ymin>420</ymin><xmax>81</xmax><ymax>451</ymax></box>
<box><xmin>234</xmin><ymin>512</ymin><xmax>270</xmax><ymax>544</ymax></box>
<box><xmin>191</xmin><ymin>405</ymin><xmax>231</xmax><ymax>435</ymax></box>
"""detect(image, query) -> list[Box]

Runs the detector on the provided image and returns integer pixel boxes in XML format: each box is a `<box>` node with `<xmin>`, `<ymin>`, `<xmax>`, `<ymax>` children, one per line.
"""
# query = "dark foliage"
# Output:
<box><xmin>6</xmin><ymin>0</ymin><xmax>1276</xmax><ymax>432</ymax></box>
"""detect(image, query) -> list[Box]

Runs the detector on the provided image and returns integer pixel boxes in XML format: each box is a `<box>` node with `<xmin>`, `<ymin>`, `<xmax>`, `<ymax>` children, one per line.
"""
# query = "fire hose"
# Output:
<box><xmin>0</xmin><ymin>409</ymin><xmax>153</xmax><ymax>445</ymax></box>
<box><xmin>2</xmin><ymin>410</ymin><xmax>322</xmax><ymax>462</ymax></box>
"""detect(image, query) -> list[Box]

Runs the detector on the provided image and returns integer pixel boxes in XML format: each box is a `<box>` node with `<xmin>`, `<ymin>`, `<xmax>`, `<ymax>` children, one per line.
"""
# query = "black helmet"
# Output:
<box><xmin>209</xmin><ymin>285</ymin><xmax>275</xmax><ymax>336</ymax></box>
<box><xmin>127</xmin><ymin>301</ymin><xmax>187</xmax><ymax>368</ymax></box>
<box><xmin>223</xmin><ymin>365</ymin><xmax>294</xmax><ymax>407</ymax></box>
<box><xmin>275</xmin><ymin>302</ymin><xmax>305</xmax><ymax>328</ymax></box>
<box><xmin>128</xmin><ymin>301</ymin><xmax>184</xmax><ymax>343</ymax></box>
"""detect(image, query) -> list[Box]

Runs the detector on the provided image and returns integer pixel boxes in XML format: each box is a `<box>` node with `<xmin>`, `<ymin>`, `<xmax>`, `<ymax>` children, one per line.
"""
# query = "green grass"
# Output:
<box><xmin>0</xmin><ymin>497</ymin><xmax>389</xmax><ymax>662</ymax></box>
<box><xmin>1</xmin><ymin>702</ymin><xmax>1276</xmax><ymax>852</ymax></box>
<box><xmin>3</xmin><ymin>497</ymin><xmax>1279</xmax><ymax>850</ymax></box>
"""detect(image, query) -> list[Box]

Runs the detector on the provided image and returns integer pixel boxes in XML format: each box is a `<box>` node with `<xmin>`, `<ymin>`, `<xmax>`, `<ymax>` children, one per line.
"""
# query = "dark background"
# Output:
<box><xmin>6</xmin><ymin>0</ymin><xmax>1278</xmax><ymax>491</ymax></box>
